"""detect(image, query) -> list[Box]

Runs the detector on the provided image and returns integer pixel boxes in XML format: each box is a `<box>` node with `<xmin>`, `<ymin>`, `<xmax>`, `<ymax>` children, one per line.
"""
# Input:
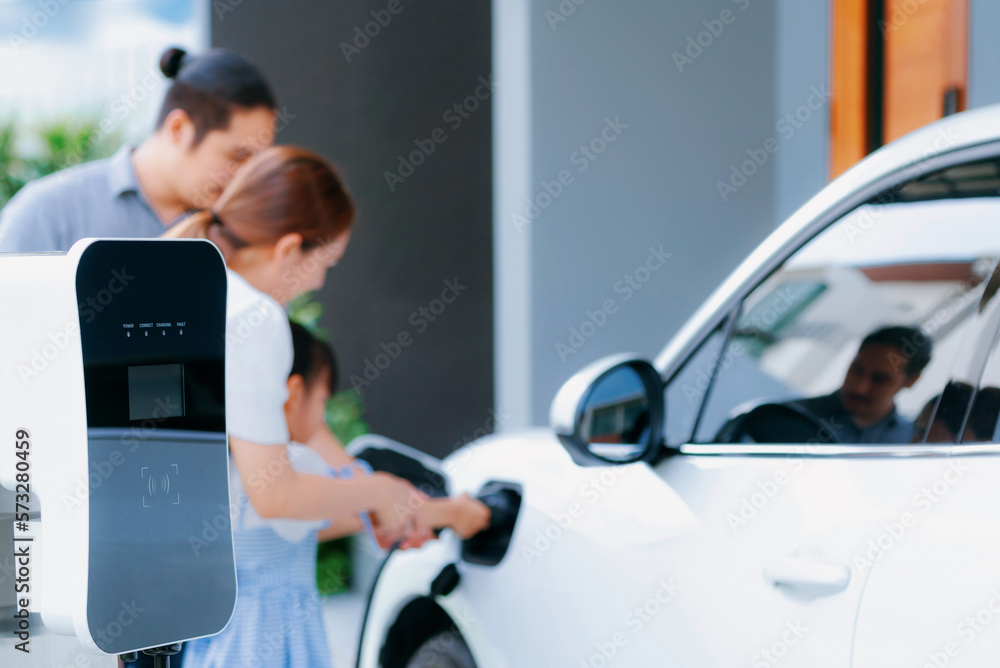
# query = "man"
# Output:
<box><xmin>792</xmin><ymin>325</ymin><xmax>933</xmax><ymax>443</ymax></box>
<box><xmin>0</xmin><ymin>47</ymin><xmax>277</xmax><ymax>252</ymax></box>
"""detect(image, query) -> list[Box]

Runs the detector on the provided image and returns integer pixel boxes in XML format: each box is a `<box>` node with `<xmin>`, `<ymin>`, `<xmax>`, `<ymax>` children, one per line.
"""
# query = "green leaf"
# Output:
<box><xmin>326</xmin><ymin>389</ymin><xmax>371</xmax><ymax>445</ymax></box>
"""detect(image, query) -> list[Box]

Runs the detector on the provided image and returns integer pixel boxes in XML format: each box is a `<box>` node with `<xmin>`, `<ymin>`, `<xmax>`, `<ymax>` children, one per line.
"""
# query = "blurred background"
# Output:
<box><xmin>2</xmin><ymin>0</ymin><xmax>999</xmax><ymax>461</ymax></box>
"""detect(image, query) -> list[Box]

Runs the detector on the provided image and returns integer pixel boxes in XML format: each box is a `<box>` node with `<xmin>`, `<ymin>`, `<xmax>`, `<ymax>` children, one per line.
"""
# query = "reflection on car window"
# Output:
<box><xmin>695</xmin><ymin>194</ymin><xmax>1000</xmax><ymax>445</ymax></box>
<box><xmin>951</xmin><ymin>277</ymin><xmax>1000</xmax><ymax>444</ymax></box>
<box><xmin>963</xmin><ymin>387</ymin><xmax>1000</xmax><ymax>443</ymax></box>
<box><xmin>916</xmin><ymin>258</ymin><xmax>1000</xmax><ymax>444</ymax></box>
<box><xmin>663</xmin><ymin>321</ymin><xmax>728</xmax><ymax>445</ymax></box>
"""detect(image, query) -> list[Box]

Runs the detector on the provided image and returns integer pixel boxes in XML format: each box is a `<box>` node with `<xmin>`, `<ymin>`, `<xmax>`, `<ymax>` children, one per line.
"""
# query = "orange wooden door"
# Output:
<box><xmin>830</xmin><ymin>0</ymin><xmax>968</xmax><ymax>178</ymax></box>
<box><xmin>883</xmin><ymin>0</ymin><xmax>968</xmax><ymax>142</ymax></box>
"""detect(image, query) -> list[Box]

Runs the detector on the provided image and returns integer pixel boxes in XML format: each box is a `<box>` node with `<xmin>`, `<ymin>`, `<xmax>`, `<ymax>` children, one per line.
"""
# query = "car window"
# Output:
<box><xmin>963</xmin><ymin>355</ymin><xmax>1000</xmax><ymax>444</ymax></box>
<box><xmin>689</xmin><ymin>166</ymin><xmax>1000</xmax><ymax>445</ymax></box>
<box><xmin>948</xmin><ymin>271</ymin><xmax>1000</xmax><ymax>444</ymax></box>
<box><xmin>912</xmin><ymin>261</ymin><xmax>1000</xmax><ymax>444</ymax></box>
<box><xmin>662</xmin><ymin>320</ymin><xmax>729</xmax><ymax>445</ymax></box>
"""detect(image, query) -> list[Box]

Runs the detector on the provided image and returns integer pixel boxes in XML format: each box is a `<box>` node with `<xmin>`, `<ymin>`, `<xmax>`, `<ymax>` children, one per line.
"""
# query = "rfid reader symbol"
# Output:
<box><xmin>148</xmin><ymin>474</ymin><xmax>170</xmax><ymax>496</ymax></box>
<box><xmin>141</xmin><ymin>464</ymin><xmax>181</xmax><ymax>507</ymax></box>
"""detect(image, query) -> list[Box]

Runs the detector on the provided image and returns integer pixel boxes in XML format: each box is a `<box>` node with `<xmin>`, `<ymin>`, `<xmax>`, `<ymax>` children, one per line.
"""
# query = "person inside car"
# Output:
<box><xmin>962</xmin><ymin>386</ymin><xmax>1000</xmax><ymax>443</ymax></box>
<box><xmin>910</xmin><ymin>381</ymin><xmax>974</xmax><ymax>443</ymax></box>
<box><xmin>789</xmin><ymin>325</ymin><xmax>933</xmax><ymax>443</ymax></box>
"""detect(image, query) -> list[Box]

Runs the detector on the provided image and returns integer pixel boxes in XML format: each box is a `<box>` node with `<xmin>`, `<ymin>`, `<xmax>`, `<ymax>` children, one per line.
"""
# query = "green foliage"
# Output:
<box><xmin>0</xmin><ymin>123</ymin><xmax>27</xmax><ymax>209</ymax></box>
<box><xmin>326</xmin><ymin>388</ymin><xmax>372</xmax><ymax>445</ymax></box>
<box><xmin>33</xmin><ymin>120</ymin><xmax>116</xmax><ymax>177</ymax></box>
<box><xmin>316</xmin><ymin>537</ymin><xmax>352</xmax><ymax>595</ymax></box>
<box><xmin>287</xmin><ymin>292</ymin><xmax>328</xmax><ymax>337</ymax></box>
<box><xmin>0</xmin><ymin>118</ymin><xmax>119</xmax><ymax>209</ymax></box>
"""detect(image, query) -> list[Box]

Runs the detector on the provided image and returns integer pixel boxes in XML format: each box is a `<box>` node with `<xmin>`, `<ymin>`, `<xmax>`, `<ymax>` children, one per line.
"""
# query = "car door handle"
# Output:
<box><xmin>763</xmin><ymin>556</ymin><xmax>851</xmax><ymax>598</ymax></box>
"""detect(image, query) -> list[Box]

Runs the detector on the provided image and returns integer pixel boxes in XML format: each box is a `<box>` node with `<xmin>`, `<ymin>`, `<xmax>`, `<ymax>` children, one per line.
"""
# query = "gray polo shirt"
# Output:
<box><xmin>0</xmin><ymin>146</ymin><xmax>174</xmax><ymax>252</ymax></box>
<box><xmin>792</xmin><ymin>391</ymin><xmax>915</xmax><ymax>444</ymax></box>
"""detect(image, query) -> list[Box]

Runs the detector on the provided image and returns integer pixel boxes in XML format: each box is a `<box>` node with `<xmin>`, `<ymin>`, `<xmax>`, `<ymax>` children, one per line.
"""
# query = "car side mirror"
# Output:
<box><xmin>549</xmin><ymin>354</ymin><xmax>664</xmax><ymax>466</ymax></box>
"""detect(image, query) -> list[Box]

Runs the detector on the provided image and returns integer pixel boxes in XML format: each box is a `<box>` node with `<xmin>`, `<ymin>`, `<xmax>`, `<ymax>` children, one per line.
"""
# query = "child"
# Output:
<box><xmin>285</xmin><ymin>321</ymin><xmax>492</xmax><ymax>544</ymax></box>
<box><xmin>182</xmin><ymin>320</ymin><xmax>490</xmax><ymax>667</ymax></box>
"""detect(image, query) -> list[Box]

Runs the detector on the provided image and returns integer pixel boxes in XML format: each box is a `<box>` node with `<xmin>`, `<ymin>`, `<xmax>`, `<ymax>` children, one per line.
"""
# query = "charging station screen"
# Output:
<box><xmin>127</xmin><ymin>364</ymin><xmax>186</xmax><ymax>421</ymax></box>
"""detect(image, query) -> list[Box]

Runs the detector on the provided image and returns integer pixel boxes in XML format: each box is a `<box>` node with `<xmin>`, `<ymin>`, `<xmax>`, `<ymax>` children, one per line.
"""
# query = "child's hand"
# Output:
<box><xmin>368</xmin><ymin>472</ymin><xmax>428</xmax><ymax>547</ymax></box>
<box><xmin>446</xmin><ymin>493</ymin><xmax>492</xmax><ymax>539</ymax></box>
<box><xmin>398</xmin><ymin>526</ymin><xmax>437</xmax><ymax>550</ymax></box>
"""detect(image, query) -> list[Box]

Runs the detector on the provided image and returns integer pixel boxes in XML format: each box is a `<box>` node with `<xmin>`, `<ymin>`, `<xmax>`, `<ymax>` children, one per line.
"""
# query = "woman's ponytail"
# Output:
<box><xmin>164</xmin><ymin>146</ymin><xmax>355</xmax><ymax>256</ymax></box>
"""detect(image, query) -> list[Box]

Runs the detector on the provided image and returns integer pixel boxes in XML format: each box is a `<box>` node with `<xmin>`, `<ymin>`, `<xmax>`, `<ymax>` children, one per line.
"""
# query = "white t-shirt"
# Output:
<box><xmin>224</xmin><ymin>270</ymin><xmax>330</xmax><ymax>541</ymax></box>
<box><xmin>225</xmin><ymin>269</ymin><xmax>292</xmax><ymax>446</ymax></box>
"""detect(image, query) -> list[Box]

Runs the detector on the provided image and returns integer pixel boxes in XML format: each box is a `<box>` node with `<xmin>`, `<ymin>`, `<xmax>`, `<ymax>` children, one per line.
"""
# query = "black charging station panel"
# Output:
<box><xmin>76</xmin><ymin>240</ymin><xmax>234</xmax><ymax>653</ymax></box>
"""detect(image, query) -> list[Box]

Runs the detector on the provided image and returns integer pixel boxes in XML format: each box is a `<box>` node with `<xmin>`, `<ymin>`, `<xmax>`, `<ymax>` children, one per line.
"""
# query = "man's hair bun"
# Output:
<box><xmin>159</xmin><ymin>47</ymin><xmax>188</xmax><ymax>79</ymax></box>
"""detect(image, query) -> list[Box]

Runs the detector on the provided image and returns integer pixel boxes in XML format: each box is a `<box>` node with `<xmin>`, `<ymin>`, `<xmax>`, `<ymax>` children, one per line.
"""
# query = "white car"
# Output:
<box><xmin>354</xmin><ymin>105</ymin><xmax>1000</xmax><ymax>668</ymax></box>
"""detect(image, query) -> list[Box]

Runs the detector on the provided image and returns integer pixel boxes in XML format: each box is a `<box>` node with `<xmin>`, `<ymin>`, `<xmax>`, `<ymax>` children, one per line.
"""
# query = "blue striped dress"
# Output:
<box><xmin>183</xmin><ymin>446</ymin><xmax>334</xmax><ymax>668</ymax></box>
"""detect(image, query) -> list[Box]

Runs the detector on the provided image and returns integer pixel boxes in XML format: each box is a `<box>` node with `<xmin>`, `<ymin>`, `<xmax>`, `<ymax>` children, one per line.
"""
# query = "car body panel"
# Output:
<box><xmin>851</xmin><ymin>454</ymin><xmax>1000</xmax><ymax>667</ymax></box>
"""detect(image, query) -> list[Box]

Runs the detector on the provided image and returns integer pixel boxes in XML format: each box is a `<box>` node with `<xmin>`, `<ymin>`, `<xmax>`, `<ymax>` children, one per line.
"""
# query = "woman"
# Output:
<box><xmin>165</xmin><ymin>145</ymin><xmax>422</xmax><ymax>536</ymax></box>
<box><xmin>166</xmin><ymin>145</ymin><xmax>488</xmax><ymax>667</ymax></box>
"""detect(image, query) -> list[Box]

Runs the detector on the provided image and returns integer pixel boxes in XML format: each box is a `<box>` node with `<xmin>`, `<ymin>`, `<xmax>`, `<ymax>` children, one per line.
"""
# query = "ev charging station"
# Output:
<box><xmin>0</xmin><ymin>239</ymin><xmax>236</xmax><ymax>664</ymax></box>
